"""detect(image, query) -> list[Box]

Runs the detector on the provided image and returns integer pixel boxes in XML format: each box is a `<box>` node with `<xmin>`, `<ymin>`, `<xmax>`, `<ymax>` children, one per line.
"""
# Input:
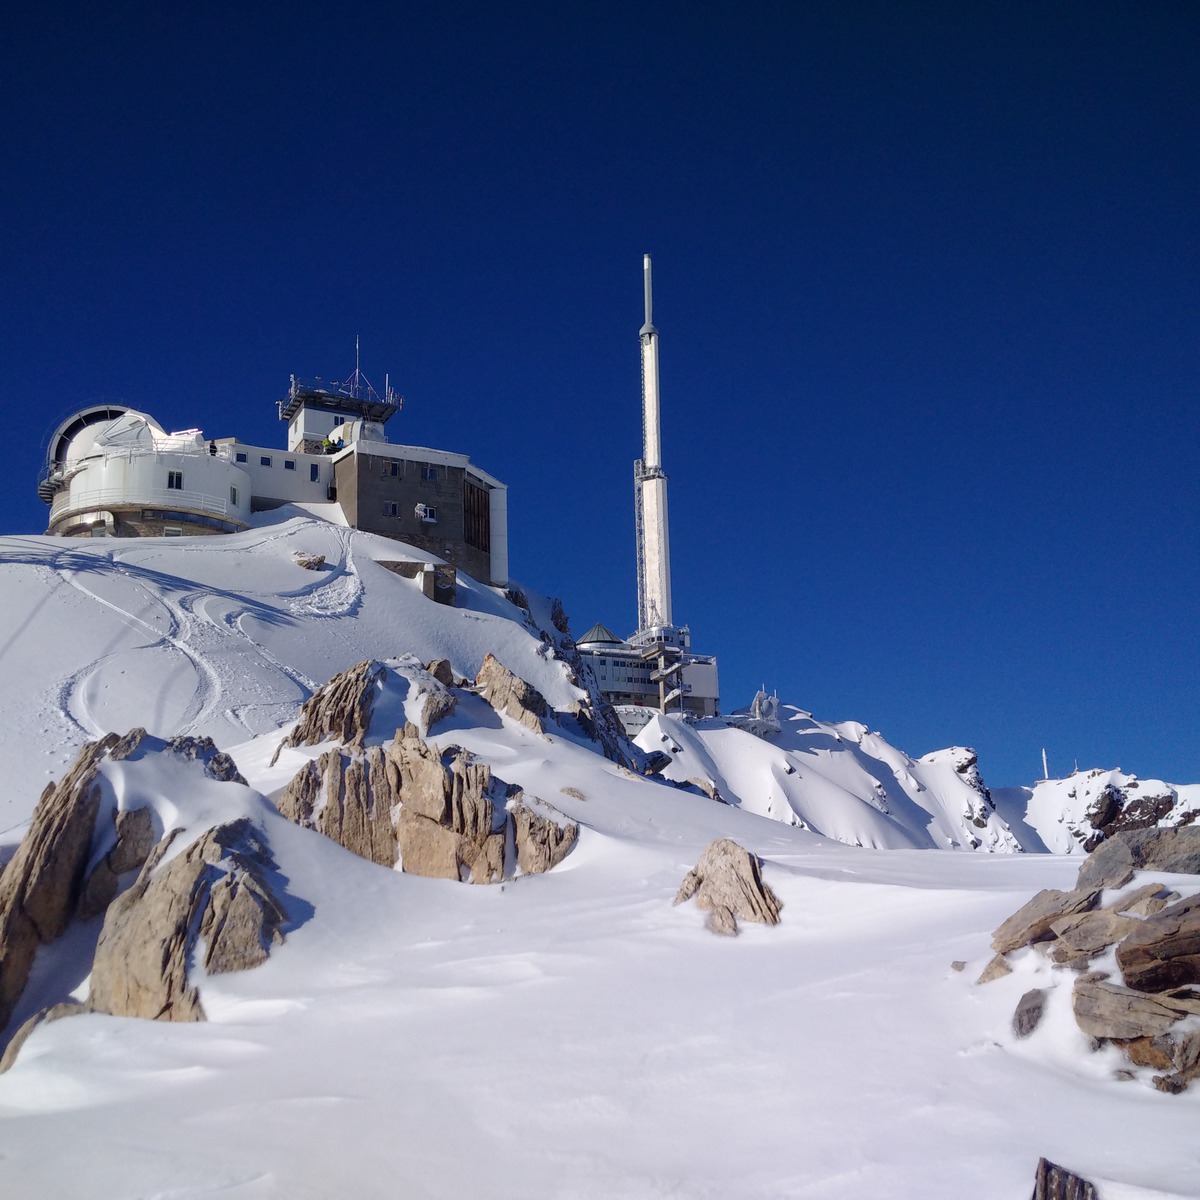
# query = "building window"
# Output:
<box><xmin>382</xmin><ymin>501</ymin><xmax>398</xmax><ymax>517</ymax></box>
<box><xmin>230</xmin><ymin>486</ymin><xmax>238</xmax><ymax>506</ymax></box>
<box><xmin>420</xmin><ymin>464</ymin><xmax>439</xmax><ymax>483</ymax></box>
<box><xmin>284</xmin><ymin>459</ymin><xmax>296</xmax><ymax>471</ymax></box>
<box><xmin>463</xmin><ymin>480</ymin><xmax>491</xmax><ymax>552</ymax></box>
<box><xmin>260</xmin><ymin>456</ymin><xmax>272</xmax><ymax>467</ymax></box>
<box><xmin>310</xmin><ymin>463</ymin><xmax>320</xmax><ymax>482</ymax></box>
<box><xmin>167</xmin><ymin>470</ymin><xmax>183</xmax><ymax>490</ymax></box>
<box><xmin>381</xmin><ymin>461</ymin><xmax>400</xmax><ymax>478</ymax></box>
<box><xmin>235</xmin><ymin>451</ymin><xmax>247</xmax><ymax>463</ymax></box>
<box><xmin>416</xmin><ymin>503</ymin><xmax>438</xmax><ymax>523</ymax></box>
<box><xmin>164</xmin><ymin>527</ymin><xmax>183</xmax><ymax>537</ymax></box>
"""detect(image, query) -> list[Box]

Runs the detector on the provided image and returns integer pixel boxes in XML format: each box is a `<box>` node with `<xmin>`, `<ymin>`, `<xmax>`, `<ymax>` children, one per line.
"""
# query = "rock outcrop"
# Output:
<box><xmin>674</xmin><ymin>839</ymin><xmax>783</xmax><ymax>936</ymax></box>
<box><xmin>510</xmin><ymin>798</ymin><xmax>578</xmax><ymax>875</ymax></box>
<box><xmin>1030</xmin><ymin>1158</ymin><xmax>1098</xmax><ymax>1200</ymax></box>
<box><xmin>0</xmin><ymin>734</ymin><xmax>119</xmax><ymax>1028</ymax></box>
<box><xmin>90</xmin><ymin>819</ymin><xmax>288</xmax><ymax>1022</ymax></box>
<box><xmin>985</xmin><ymin>830</ymin><xmax>1200</xmax><ymax>1091</ymax></box>
<box><xmin>475</xmin><ymin>654</ymin><xmax>548</xmax><ymax>735</ymax></box>
<box><xmin>273</xmin><ymin>659</ymin><xmax>386</xmax><ymax>761</ymax></box>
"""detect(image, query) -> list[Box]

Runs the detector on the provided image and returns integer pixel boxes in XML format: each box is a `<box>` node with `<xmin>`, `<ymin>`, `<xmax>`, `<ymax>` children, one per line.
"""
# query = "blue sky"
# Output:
<box><xmin>3</xmin><ymin>2</ymin><xmax>1196</xmax><ymax>788</ymax></box>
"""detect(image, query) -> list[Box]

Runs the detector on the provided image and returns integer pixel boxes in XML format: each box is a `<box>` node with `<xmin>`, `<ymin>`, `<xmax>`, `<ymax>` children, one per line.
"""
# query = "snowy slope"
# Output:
<box><xmin>637</xmin><ymin>706</ymin><xmax>1022</xmax><ymax>852</ymax></box>
<box><xmin>2</xmin><ymin>510</ymin><xmax>1200</xmax><ymax>1199</ymax></box>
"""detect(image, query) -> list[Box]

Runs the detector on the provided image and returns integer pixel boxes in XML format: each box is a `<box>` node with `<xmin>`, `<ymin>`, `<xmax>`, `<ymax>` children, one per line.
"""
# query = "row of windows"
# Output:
<box><xmin>380</xmin><ymin>460</ymin><xmax>440</xmax><ymax>483</ymax></box>
<box><xmin>234</xmin><ymin>451</ymin><xmax>320</xmax><ymax>482</ymax></box>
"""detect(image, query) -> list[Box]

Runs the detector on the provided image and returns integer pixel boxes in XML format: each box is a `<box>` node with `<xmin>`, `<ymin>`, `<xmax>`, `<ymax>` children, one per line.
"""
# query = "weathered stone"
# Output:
<box><xmin>976</xmin><ymin>953</ymin><xmax>1013</xmax><ymax>984</ymax></box>
<box><xmin>475</xmin><ymin>654</ymin><xmax>548</xmax><ymax>735</ymax></box>
<box><xmin>1049</xmin><ymin>910</ymin><xmax>1140</xmax><ymax>958</ymax></box>
<box><xmin>1116</xmin><ymin>1024</ymin><xmax>1200</xmax><ymax>1075</ymax></box>
<box><xmin>89</xmin><ymin>820</ymin><xmax>288</xmax><ymax>1022</ymax></box>
<box><xmin>510</xmin><ymin>797</ymin><xmax>578</xmax><ymax>875</ymax></box>
<box><xmin>950</xmin><ymin>960</ymin><xmax>967</xmax><ymax>972</ymax></box>
<box><xmin>272</xmin><ymin>660</ymin><xmax>386</xmax><ymax>762</ymax></box>
<box><xmin>0</xmin><ymin>734</ymin><xmax>118</xmax><ymax>1028</ymax></box>
<box><xmin>0</xmin><ymin>1001</ymin><xmax>89</xmax><ymax>1075</ymax></box>
<box><xmin>1030</xmin><ymin>1157</ymin><xmax>1098</xmax><ymax>1200</ymax></box>
<box><xmin>78</xmin><ymin>805</ymin><xmax>158</xmax><ymax>920</ymax></box>
<box><xmin>425</xmin><ymin>658</ymin><xmax>455</xmax><ymax>687</ymax></box>
<box><xmin>418</xmin><ymin>686</ymin><xmax>457</xmax><ymax>735</ymax></box>
<box><xmin>395</xmin><ymin>809</ymin><xmax>462</xmax><ymax>880</ymax></box>
<box><xmin>1013</xmin><ymin>988</ymin><xmax>1048</xmax><ymax>1038</ymax></box>
<box><xmin>292</xmin><ymin>552</ymin><xmax>325</xmax><ymax>570</ymax></box>
<box><xmin>1116</xmin><ymin>894</ymin><xmax>1200</xmax><ymax>993</ymax></box>
<box><xmin>674</xmin><ymin>839</ymin><xmax>782</xmax><ymax>936</ymax></box>
<box><xmin>1105</xmin><ymin>881</ymin><xmax>1175</xmax><ymax>917</ymax></box>
<box><xmin>166</xmin><ymin>735</ymin><xmax>248</xmax><ymax>784</ymax></box>
<box><xmin>1072</xmin><ymin>974</ymin><xmax>1194</xmax><ymax>1040</ymax></box>
<box><xmin>991</xmin><ymin>888</ymin><xmax>1100</xmax><ymax>954</ymax></box>
<box><xmin>1075</xmin><ymin>827</ymin><xmax>1200</xmax><ymax>891</ymax></box>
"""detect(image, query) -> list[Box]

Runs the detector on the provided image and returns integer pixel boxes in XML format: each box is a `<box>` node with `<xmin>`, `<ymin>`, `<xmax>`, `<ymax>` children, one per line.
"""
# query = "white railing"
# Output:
<box><xmin>51</xmin><ymin>484</ymin><xmax>232</xmax><ymax>523</ymax></box>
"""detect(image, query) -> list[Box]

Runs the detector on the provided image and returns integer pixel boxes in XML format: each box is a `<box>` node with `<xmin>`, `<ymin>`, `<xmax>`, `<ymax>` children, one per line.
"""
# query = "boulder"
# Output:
<box><xmin>1013</xmin><ymin>988</ymin><xmax>1047</xmax><ymax>1038</ymax></box>
<box><xmin>272</xmin><ymin>660</ymin><xmax>386</xmax><ymax>761</ymax></box>
<box><xmin>292</xmin><ymin>552</ymin><xmax>325</xmax><ymax>570</ymax></box>
<box><xmin>0</xmin><ymin>734</ymin><xmax>118</xmax><ymax>1029</ymax></box>
<box><xmin>976</xmin><ymin>953</ymin><xmax>1013</xmax><ymax>984</ymax></box>
<box><xmin>510</xmin><ymin>797</ymin><xmax>578</xmax><ymax>875</ymax></box>
<box><xmin>1105</xmin><ymin>881</ymin><xmax>1177</xmax><ymax>918</ymax></box>
<box><xmin>1030</xmin><ymin>1157</ymin><xmax>1098</xmax><ymax>1200</ymax></box>
<box><xmin>1072</xmin><ymin>974</ymin><xmax>1197</xmax><ymax>1041</ymax></box>
<box><xmin>1075</xmin><ymin>827</ymin><xmax>1200</xmax><ymax>891</ymax></box>
<box><xmin>425</xmin><ymin>658</ymin><xmax>456</xmax><ymax>687</ymax></box>
<box><xmin>674</xmin><ymin>839</ymin><xmax>782</xmax><ymax>936</ymax></box>
<box><xmin>89</xmin><ymin>819</ymin><xmax>288</xmax><ymax>1022</ymax></box>
<box><xmin>1048</xmin><ymin>910</ymin><xmax>1141</xmax><ymax>960</ymax></box>
<box><xmin>475</xmin><ymin>654</ymin><xmax>548</xmax><ymax>735</ymax></box>
<box><xmin>991</xmin><ymin>887</ymin><xmax>1100</xmax><ymax>954</ymax></box>
<box><xmin>1115</xmin><ymin>894</ymin><xmax>1200</xmax><ymax>993</ymax></box>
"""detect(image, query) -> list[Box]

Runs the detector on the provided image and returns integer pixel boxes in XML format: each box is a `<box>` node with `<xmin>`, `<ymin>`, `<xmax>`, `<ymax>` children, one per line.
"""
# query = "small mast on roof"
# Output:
<box><xmin>634</xmin><ymin>253</ymin><xmax>673</xmax><ymax>635</ymax></box>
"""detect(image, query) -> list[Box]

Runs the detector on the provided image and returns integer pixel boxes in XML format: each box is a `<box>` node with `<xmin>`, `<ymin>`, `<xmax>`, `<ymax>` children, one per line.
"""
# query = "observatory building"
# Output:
<box><xmin>37</xmin><ymin>361</ymin><xmax>509</xmax><ymax>587</ymax></box>
<box><xmin>577</xmin><ymin>256</ymin><xmax>719</xmax><ymax>732</ymax></box>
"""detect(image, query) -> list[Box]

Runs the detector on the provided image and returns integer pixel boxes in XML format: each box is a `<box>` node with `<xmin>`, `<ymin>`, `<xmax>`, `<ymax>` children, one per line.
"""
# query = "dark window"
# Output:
<box><xmin>310</xmin><ymin>464</ymin><xmax>320</xmax><ymax>482</ymax></box>
<box><xmin>167</xmin><ymin>470</ymin><xmax>183</xmax><ymax>490</ymax></box>
<box><xmin>381</xmin><ymin>461</ymin><xmax>400</xmax><ymax>478</ymax></box>
<box><xmin>421</xmin><ymin>464</ymin><xmax>439</xmax><ymax>483</ymax></box>
<box><xmin>260</xmin><ymin>456</ymin><xmax>272</xmax><ymax>467</ymax></box>
<box><xmin>382</xmin><ymin>501</ymin><xmax>398</xmax><ymax>517</ymax></box>
<box><xmin>463</xmin><ymin>481</ymin><xmax>491</xmax><ymax>552</ymax></box>
<box><xmin>284</xmin><ymin>460</ymin><xmax>296</xmax><ymax>471</ymax></box>
<box><xmin>235</xmin><ymin>452</ymin><xmax>247</xmax><ymax>463</ymax></box>
<box><xmin>230</xmin><ymin>486</ymin><xmax>238</xmax><ymax>505</ymax></box>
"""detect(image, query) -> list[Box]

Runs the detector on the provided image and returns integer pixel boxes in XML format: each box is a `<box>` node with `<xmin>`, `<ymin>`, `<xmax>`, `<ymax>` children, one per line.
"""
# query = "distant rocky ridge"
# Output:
<box><xmin>981</xmin><ymin>826</ymin><xmax>1200</xmax><ymax>1093</ymax></box>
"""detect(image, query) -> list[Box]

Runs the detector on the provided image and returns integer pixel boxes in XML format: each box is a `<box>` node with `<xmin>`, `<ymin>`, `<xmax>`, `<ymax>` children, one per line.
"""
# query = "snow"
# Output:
<box><xmin>1</xmin><ymin>512</ymin><xmax>1198</xmax><ymax>1198</ymax></box>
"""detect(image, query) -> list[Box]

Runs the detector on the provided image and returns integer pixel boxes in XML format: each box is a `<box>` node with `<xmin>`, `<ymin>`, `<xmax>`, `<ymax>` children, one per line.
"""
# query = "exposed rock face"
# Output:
<box><xmin>475</xmin><ymin>654</ymin><xmax>548</xmax><ymax>735</ymax></box>
<box><xmin>1030</xmin><ymin>1157</ymin><xmax>1098</xmax><ymax>1200</ymax></box>
<box><xmin>90</xmin><ymin>819</ymin><xmax>288</xmax><ymax>1022</ymax></box>
<box><xmin>674</xmin><ymin>839</ymin><xmax>783</xmax><ymax>936</ymax></box>
<box><xmin>165</xmin><ymin>735</ymin><xmax>248</xmax><ymax>785</ymax></box>
<box><xmin>1013</xmin><ymin>988</ymin><xmax>1047</xmax><ymax>1038</ymax></box>
<box><xmin>276</xmin><ymin>746</ymin><xmax>397</xmax><ymax>868</ymax></box>
<box><xmin>990</xmin><ymin>888</ymin><xmax>1100</xmax><ymax>954</ymax></box>
<box><xmin>1075</xmin><ymin>827</ymin><xmax>1200</xmax><ymax>891</ymax></box>
<box><xmin>1071</xmin><ymin>974</ymin><xmax>1200</xmax><ymax>1040</ymax></box>
<box><xmin>976</xmin><ymin>953</ymin><xmax>1013</xmax><ymax>984</ymax></box>
<box><xmin>78</xmin><ymin>805</ymin><xmax>157</xmax><ymax>920</ymax></box>
<box><xmin>1115</xmin><ymin>894</ymin><xmax>1200</xmax><ymax>993</ymax></box>
<box><xmin>273</xmin><ymin>660</ymin><xmax>386</xmax><ymax>761</ymax></box>
<box><xmin>510</xmin><ymin>798</ymin><xmax>578</xmax><ymax>875</ymax></box>
<box><xmin>1081</xmin><ymin>781</ymin><xmax>1189</xmax><ymax>852</ymax></box>
<box><xmin>0</xmin><ymin>734</ymin><xmax>118</xmax><ymax>1029</ymax></box>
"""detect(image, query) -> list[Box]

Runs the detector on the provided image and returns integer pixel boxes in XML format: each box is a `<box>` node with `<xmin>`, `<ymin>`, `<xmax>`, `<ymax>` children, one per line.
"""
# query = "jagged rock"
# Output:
<box><xmin>0</xmin><ymin>1001</ymin><xmax>89</xmax><ymax>1075</ymax></box>
<box><xmin>1013</xmin><ymin>988</ymin><xmax>1047</xmax><ymax>1038</ymax></box>
<box><xmin>510</xmin><ymin>797</ymin><xmax>578</xmax><ymax>874</ymax></box>
<box><xmin>417</xmin><ymin>683</ymin><xmax>457</xmax><ymax>736</ymax></box>
<box><xmin>674</xmin><ymin>839</ymin><xmax>782</xmax><ymax>936</ymax></box>
<box><xmin>1075</xmin><ymin>827</ymin><xmax>1200</xmax><ymax>891</ymax></box>
<box><xmin>977</xmin><ymin>953</ymin><xmax>1013</xmax><ymax>984</ymax></box>
<box><xmin>1071</xmin><ymin>973</ymin><xmax>1198</xmax><ymax>1040</ymax></box>
<box><xmin>167</xmin><ymin>735</ymin><xmax>248</xmax><ymax>784</ymax></box>
<box><xmin>1030</xmin><ymin>1157</ymin><xmax>1098</xmax><ymax>1200</ymax></box>
<box><xmin>1115</xmin><ymin>894</ymin><xmax>1200</xmax><ymax>993</ymax></box>
<box><xmin>272</xmin><ymin>660</ymin><xmax>386</xmax><ymax>762</ymax></box>
<box><xmin>1048</xmin><ymin>910</ymin><xmax>1141</xmax><ymax>960</ymax></box>
<box><xmin>78</xmin><ymin>805</ymin><xmax>157</xmax><ymax>919</ymax></box>
<box><xmin>89</xmin><ymin>819</ymin><xmax>288</xmax><ymax>1022</ymax></box>
<box><xmin>425</xmin><ymin>658</ymin><xmax>456</xmax><ymax>687</ymax></box>
<box><xmin>1106</xmin><ymin>881</ymin><xmax>1177</xmax><ymax>917</ymax></box>
<box><xmin>991</xmin><ymin>887</ymin><xmax>1100</xmax><ymax>954</ymax></box>
<box><xmin>0</xmin><ymin>734</ymin><xmax>118</xmax><ymax>1029</ymax></box>
<box><xmin>1116</xmin><ymin>1024</ymin><xmax>1200</xmax><ymax>1075</ymax></box>
<box><xmin>475</xmin><ymin>654</ymin><xmax>548</xmax><ymax>735</ymax></box>
<box><xmin>292</xmin><ymin>551</ymin><xmax>325</xmax><ymax>570</ymax></box>
<box><xmin>277</xmin><ymin>746</ymin><xmax>397</xmax><ymax>868</ymax></box>
<box><xmin>549</xmin><ymin>597</ymin><xmax>571</xmax><ymax>635</ymax></box>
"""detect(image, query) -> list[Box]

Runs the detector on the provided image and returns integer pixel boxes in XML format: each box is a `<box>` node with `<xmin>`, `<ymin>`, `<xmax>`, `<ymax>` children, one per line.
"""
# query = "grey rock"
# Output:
<box><xmin>976</xmin><ymin>953</ymin><xmax>1013</xmax><ymax>984</ymax></box>
<box><xmin>991</xmin><ymin>888</ymin><xmax>1100</xmax><ymax>954</ymax></box>
<box><xmin>1105</xmin><ymin>881</ymin><xmax>1175</xmax><ymax>917</ymax></box>
<box><xmin>292</xmin><ymin>552</ymin><xmax>325</xmax><ymax>570</ymax></box>
<box><xmin>272</xmin><ymin>660</ymin><xmax>386</xmax><ymax>762</ymax></box>
<box><xmin>1072</xmin><ymin>974</ymin><xmax>1195</xmax><ymax>1040</ymax></box>
<box><xmin>475</xmin><ymin>654</ymin><xmax>548</xmax><ymax>735</ymax></box>
<box><xmin>1030</xmin><ymin>1157</ymin><xmax>1098</xmax><ymax>1200</ymax></box>
<box><xmin>675</xmin><ymin>839</ymin><xmax>782</xmax><ymax>936</ymax></box>
<box><xmin>1075</xmin><ymin>827</ymin><xmax>1200</xmax><ymax>891</ymax></box>
<box><xmin>510</xmin><ymin>797</ymin><xmax>578</xmax><ymax>875</ymax></box>
<box><xmin>1048</xmin><ymin>910</ymin><xmax>1140</xmax><ymax>958</ymax></box>
<box><xmin>1013</xmin><ymin>988</ymin><xmax>1048</xmax><ymax>1038</ymax></box>
<box><xmin>1115</xmin><ymin>894</ymin><xmax>1200</xmax><ymax>993</ymax></box>
<box><xmin>78</xmin><ymin>805</ymin><xmax>157</xmax><ymax>920</ymax></box>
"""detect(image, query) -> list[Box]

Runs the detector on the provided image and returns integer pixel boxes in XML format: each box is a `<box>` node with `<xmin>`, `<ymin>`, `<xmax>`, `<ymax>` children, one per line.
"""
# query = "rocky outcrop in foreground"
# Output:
<box><xmin>983</xmin><ymin>827</ymin><xmax>1200</xmax><ymax>1092</ymax></box>
<box><xmin>675</xmin><ymin>839</ymin><xmax>783</xmax><ymax>936</ymax></box>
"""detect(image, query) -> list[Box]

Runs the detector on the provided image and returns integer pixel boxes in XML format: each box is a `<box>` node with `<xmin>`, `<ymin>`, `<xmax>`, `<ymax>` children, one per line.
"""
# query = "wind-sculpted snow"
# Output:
<box><xmin>636</xmin><ymin>707</ymin><xmax>1023</xmax><ymax>852</ymax></box>
<box><xmin>0</xmin><ymin>514</ymin><xmax>587</xmax><ymax>830</ymax></box>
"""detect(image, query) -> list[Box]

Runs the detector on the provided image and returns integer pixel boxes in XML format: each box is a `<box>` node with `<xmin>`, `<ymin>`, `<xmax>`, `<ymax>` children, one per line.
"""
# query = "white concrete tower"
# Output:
<box><xmin>635</xmin><ymin>253</ymin><xmax>673</xmax><ymax>633</ymax></box>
